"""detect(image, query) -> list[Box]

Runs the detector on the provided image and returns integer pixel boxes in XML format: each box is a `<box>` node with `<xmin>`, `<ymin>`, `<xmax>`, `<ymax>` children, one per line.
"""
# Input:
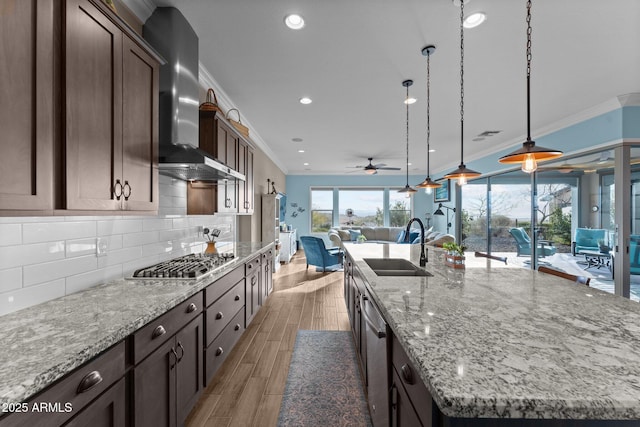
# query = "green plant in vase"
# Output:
<box><xmin>357</xmin><ymin>234</ymin><xmax>367</xmax><ymax>244</ymax></box>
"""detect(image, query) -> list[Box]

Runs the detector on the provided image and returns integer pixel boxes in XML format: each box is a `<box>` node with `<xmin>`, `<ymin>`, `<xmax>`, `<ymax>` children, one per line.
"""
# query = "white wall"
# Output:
<box><xmin>0</xmin><ymin>175</ymin><xmax>235</xmax><ymax>316</ymax></box>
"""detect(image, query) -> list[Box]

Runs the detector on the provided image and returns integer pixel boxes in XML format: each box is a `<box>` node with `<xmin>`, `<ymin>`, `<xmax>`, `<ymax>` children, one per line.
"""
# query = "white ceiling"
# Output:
<box><xmin>133</xmin><ymin>0</ymin><xmax>640</xmax><ymax>176</ymax></box>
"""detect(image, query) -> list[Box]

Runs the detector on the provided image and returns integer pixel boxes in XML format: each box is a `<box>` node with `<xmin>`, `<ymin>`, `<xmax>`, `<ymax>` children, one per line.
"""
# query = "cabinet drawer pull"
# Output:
<box><xmin>152</xmin><ymin>325</ymin><xmax>166</xmax><ymax>339</ymax></box>
<box><xmin>123</xmin><ymin>180</ymin><xmax>132</xmax><ymax>200</ymax></box>
<box><xmin>186</xmin><ymin>303</ymin><xmax>198</xmax><ymax>313</ymax></box>
<box><xmin>401</xmin><ymin>364</ymin><xmax>414</xmax><ymax>385</ymax></box>
<box><xmin>251</xmin><ymin>276</ymin><xmax>257</xmax><ymax>286</ymax></box>
<box><xmin>215</xmin><ymin>347</ymin><xmax>224</xmax><ymax>356</ymax></box>
<box><xmin>234</xmin><ymin>324</ymin><xmax>241</xmax><ymax>331</ymax></box>
<box><xmin>234</xmin><ymin>295</ymin><xmax>240</xmax><ymax>301</ymax></box>
<box><xmin>113</xmin><ymin>179</ymin><xmax>123</xmax><ymax>201</ymax></box>
<box><xmin>176</xmin><ymin>342</ymin><xmax>185</xmax><ymax>362</ymax></box>
<box><xmin>77</xmin><ymin>371</ymin><xmax>103</xmax><ymax>394</ymax></box>
<box><xmin>215</xmin><ymin>312</ymin><xmax>224</xmax><ymax>320</ymax></box>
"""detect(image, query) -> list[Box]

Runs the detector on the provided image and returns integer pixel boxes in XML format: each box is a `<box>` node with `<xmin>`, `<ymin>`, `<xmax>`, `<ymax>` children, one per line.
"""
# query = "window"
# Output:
<box><xmin>388</xmin><ymin>192</ymin><xmax>411</xmax><ymax>227</ymax></box>
<box><xmin>310</xmin><ymin>189</ymin><xmax>333</xmax><ymax>232</ymax></box>
<box><xmin>339</xmin><ymin>189</ymin><xmax>384</xmax><ymax>226</ymax></box>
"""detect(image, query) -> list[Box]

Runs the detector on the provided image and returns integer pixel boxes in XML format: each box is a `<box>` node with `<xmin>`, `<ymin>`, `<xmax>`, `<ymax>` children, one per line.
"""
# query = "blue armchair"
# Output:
<box><xmin>572</xmin><ymin>228</ymin><xmax>606</xmax><ymax>256</ymax></box>
<box><xmin>299</xmin><ymin>236</ymin><xmax>344</xmax><ymax>272</ymax></box>
<box><xmin>509</xmin><ymin>227</ymin><xmax>557</xmax><ymax>257</ymax></box>
<box><xmin>631</xmin><ymin>235</ymin><xmax>640</xmax><ymax>275</ymax></box>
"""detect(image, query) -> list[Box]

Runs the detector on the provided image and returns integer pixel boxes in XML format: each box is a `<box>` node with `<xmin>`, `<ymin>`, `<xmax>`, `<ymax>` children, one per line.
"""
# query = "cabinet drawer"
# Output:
<box><xmin>133</xmin><ymin>293</ymin><xmax>203</xmax><ymax>364</ymax></box>
<box><xmin>0</xmin><ymin>342</ymin><xmax>125</xmax><ymax>427</ymax></box>
<box><xmin>392</xmin><ymin>335</ymin><xmax>434</xmax><ymax>425</ymax></box>
<box><xmin>245</xmin><ymin>256</ymin><xmax>261</xmax><ymax>276</ymax></box>
<box><xmin>205</xmin><ymin>309</ymin><xmax>245</xmax><ymax>384</ymax></box>
<box><xmin>262</xmin><ymin>248</ymin><xmax>273</xmax><ymax>261</ymax></box>
<box><xmin>63</xmin><ymin>377</ymin><xmax>126</xmax><ymax>427</ymax></box>
<box><xmin>205</xmin><ymin>265</ymin><xmax>244</xmax><ymax>307</ymax></box>
<box><xmin>206</xmin><ymin>280</ymin><xmax>244</xmax><ymax>345</ymax></box>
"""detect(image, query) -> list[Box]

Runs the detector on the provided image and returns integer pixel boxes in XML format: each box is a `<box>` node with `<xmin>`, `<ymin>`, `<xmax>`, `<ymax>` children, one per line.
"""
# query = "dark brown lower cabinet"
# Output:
<box><xmin>134</xmin><ymin>315</ymin><xmax>203</xmax><ymax>427</ymax></box>
<box><xmin>391</xmin><ymin>369</ymin><xmax>422</xmax><ymax>427</ymax></box>
<box><xmin>63</xmin><ymin>378</ymin><xmax>126</xmax><ymax>427</ymax></box>
<box><xmin>245</xmin><ymin>257</ymin><xmax>261</xmax><ymax>326</ymax></box>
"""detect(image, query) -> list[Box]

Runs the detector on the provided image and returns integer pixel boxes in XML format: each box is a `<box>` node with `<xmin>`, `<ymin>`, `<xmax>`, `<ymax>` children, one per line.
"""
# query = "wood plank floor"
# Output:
<box><xmin>185</xmin><ymin>250</ymin><xmax>350</xmax><ymax>427</ymax></box>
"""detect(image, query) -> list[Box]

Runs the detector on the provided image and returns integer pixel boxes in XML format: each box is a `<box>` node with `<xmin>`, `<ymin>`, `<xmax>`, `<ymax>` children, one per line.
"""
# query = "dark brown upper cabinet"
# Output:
<box><xmin>0</xmin><ymin>0</ymin><xmax>55</xmax><ymax>211</ymax></box>
<box><xmin>65</xmin><ymin>0</ymin><xmax>159</xmax><ymax>212</ymax></box>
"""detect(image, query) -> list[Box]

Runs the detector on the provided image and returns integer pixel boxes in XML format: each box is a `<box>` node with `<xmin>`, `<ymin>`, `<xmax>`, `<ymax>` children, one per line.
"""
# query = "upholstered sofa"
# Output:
<box><xmin>328</xmin><ymin>226</ymin><xmax>454</xmax><ymax>248</ymax></box>
<box><xmin>572</xmin><ymin>228</ymin><xmax>606</xmax><ymax>256</ymax></box>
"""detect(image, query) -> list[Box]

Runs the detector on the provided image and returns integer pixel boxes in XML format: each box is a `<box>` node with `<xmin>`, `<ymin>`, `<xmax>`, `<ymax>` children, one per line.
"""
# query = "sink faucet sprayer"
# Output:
<box><xmin>405</xmin><ymin>218</ymin><xmax>427</xmax><ymax>266</ymax></box>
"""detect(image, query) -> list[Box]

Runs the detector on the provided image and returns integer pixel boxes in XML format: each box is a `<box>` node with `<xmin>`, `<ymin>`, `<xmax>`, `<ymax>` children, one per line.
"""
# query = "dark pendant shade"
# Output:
<box><xmin>416</xmin><ymin>176</ymin><xmax>441</xmax><ymax>189</ymax></box>
<box><xmin>498</xmin><ymin>140</ymin><xmax>563</xmax><ymax>164</ymax></box>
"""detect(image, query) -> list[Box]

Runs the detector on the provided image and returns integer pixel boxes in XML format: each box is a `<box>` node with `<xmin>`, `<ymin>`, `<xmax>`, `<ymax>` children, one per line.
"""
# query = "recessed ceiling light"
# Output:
<box><xmin>299</xmin><ymin>97</ymin><xmax>312</xmax><ymax>104</ymax></box>
<box><xmin>284</xmin><ymin>14</ymin><xmax>305</xmax><ymax>30</ymax></box>
<box><xmin>298</xmin><ymin>149</ymin><xmax>305</xmax><ymax>153</ymax></box>
<box><xmin>464</xmin><ymin>12</ymin><xmax>486</xmax><ymax>28</ymax></box>
<box><xmin>404</xmin><ymin>97</ymin><xmax>417</xmax><ymax>105</ymax></box>
<box><xmin>292</xmin><ymin>137</ymin><xmax>303</xmax><ymax>142</ymax></box>
<box><xmin>303</xmin><ymin>162</ymin><xmax>309</xmax><ymax>166</ymax></box>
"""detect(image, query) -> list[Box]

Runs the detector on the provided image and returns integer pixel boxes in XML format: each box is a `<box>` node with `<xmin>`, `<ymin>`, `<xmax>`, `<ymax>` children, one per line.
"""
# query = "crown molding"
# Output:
<box><xmin>617</xmin><ymin>93</ymin><xmax>640</xmax><ymax>107</ymax></box>
<box><xmin>198</xmin><ymin>64</ymin><xmax>289</xmax><ymax>175</ymax></box>
<box><xmin>120</xmin><ymin>0</ymin><xmax>156</xmax><ymax>22</ymax></box>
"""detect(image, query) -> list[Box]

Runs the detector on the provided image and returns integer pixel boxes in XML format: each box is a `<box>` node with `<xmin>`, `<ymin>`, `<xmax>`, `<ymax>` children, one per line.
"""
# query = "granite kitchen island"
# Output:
<box><xmin>344</xmin><ymin>242</ymin><xmax>640</xmax><ymax>425</ymax></box>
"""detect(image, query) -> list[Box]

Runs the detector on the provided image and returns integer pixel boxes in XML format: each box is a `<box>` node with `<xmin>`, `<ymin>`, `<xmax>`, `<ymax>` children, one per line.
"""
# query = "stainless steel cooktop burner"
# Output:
<box><xmin>131</xmin><ymin>253</ymin><xmax>235</xmax><ymax>279</ymax></box>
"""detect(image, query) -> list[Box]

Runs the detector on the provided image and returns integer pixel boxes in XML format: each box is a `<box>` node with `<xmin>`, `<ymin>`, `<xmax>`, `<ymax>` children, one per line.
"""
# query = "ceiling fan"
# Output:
<box><xmin>348</xmin><ymin>157</ymin><xmax>401</xmax><ymax>175</ymax></box>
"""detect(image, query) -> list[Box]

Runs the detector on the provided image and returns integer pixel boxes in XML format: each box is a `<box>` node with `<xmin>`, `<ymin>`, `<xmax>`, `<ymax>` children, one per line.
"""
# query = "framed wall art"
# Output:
<box><xmin>434</xmin><ymin>179</ymin><xmax>450</xmax><ymax>202</ymax></box>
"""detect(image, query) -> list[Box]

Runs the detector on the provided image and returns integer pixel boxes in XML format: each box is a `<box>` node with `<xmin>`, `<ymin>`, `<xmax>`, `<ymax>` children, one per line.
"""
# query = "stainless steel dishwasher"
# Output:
<box><xmin>361</xmin><ymin>288</ymin><xmax>390</xmax><ymax>427</ymax></box>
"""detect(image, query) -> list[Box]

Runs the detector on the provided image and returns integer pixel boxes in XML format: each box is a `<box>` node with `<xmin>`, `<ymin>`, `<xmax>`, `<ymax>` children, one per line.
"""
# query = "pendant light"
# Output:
<box><xmin>398</xmin><ymin>79</ymin><xmax>417</xmax><ymax>195</ymax></box>
<box><xmin>444</xmin><ymin>0</ymin><xmax>481</xmax><ymax>186</ymax></box>
<box><xmin>498</xmin><ymin>0</ymin><xmax>562</xmax><ymax>172</ymax></box>
<box><xmin>416</xmin><ymin>45</ymin><xmax>442</xmax><ymax>195</ymax></box>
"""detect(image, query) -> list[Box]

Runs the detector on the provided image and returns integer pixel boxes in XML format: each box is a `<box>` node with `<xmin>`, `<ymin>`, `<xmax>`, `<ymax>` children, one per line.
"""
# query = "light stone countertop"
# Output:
<box><xmin>0</xmin><ymin>242</ymin><xmax>272</xmax><ymax>406</ymax></box>
<box><xmin>344</xmin><ymin>242</ymin><xmax>640</xmax><ymax>420</ymax></box>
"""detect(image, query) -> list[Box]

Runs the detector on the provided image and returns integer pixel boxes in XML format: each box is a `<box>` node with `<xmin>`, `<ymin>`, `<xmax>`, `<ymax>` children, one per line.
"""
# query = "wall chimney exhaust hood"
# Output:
<box><xmin>144</xmin><ymin>7</ymin><xmax>245</xmax><ymax>182</ymax></box>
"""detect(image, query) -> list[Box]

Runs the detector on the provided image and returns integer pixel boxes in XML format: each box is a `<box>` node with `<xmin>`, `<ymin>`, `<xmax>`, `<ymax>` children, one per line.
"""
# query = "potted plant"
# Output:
<box><xmin>357</xmin><ymin>234</ymin><xmax>367</xmax><ymax>244</ymax></box>
<box><xmin>443</xmin><ymin>242</ymin><xmax>466</xmax><ymax>269</ymax></box>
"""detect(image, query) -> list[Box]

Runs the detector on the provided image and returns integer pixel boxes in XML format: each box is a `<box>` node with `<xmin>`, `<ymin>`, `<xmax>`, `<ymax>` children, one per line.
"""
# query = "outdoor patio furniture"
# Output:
<box><xmin>300</xmin><ymin>236</ymin><xmax>344</xmax><ymax>272</ymax></box>
<box><xmin>474</xmin><ymin>251</ymin><xmax>507</xmax><ymax>264</ymax></box>
<box><xmin>538</xmin><ymin>265</ymin><xmax>591</xmax><ymax>286</ymax></box>
<box><xmin>631</xmin><ymin>235</ymin><xmax>640</xmax><ymax>275</ymax></box>
<box><xmin>572</xmin><ymin>228</ymin><xmax>606</xmax><ymax>256</ymax></box>
<box><xmin>581</xmin><ymin>249</ymin><xmax>612</xmax><ymax>271</ymax></box>
<box><xmin>509</xmin><ymin>227</ymin><xmax>557</xmax><ymax>258</ymax></box>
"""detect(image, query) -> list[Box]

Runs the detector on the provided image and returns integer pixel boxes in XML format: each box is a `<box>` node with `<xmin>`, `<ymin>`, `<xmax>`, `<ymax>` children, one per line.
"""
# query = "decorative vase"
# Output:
<box><xmin>445</xmin><ymin>253</ymin><xmax>465</xmax><ymax>269</ymax></box>
<box><xmin>205</xmin><ymin>241</ymin><xmax>217</xmax><ymax>254</ymax></box>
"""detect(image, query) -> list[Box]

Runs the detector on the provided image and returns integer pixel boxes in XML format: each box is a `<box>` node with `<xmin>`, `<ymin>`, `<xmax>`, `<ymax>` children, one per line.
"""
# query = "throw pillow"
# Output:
<box><xmin>396</xmin><ymin>230</ymin><xmax>406</xmax><ymax>243</ymax></box>
<box><xmin>348</xmin><ymin>230</ymin><xmax>362</xmax><ymax>241</ymax></box>
<box><xmin>409</xmin><ymin>230</ymin><xmax>420</xmax><ymax>242</ymax></box>
<box><xmin>338</xmin><ymin>230</ymin><xmax>351</xmax><ymax>241</ymax></box>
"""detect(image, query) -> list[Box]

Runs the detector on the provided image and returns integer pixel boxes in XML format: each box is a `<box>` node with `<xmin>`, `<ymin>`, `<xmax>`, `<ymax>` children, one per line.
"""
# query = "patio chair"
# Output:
<box><xmin>538</xmin><ymin>265</ymin><xmax>590</xmax><ymax>286</ymax></box>
<box><xmin>509</xmin><ymin>227</ymin><xmax>557</xmax><ymax>258</ymax></box>
<box><xmin>299</xmin><ymin>236</ymin><xmax>344</xmax><ymax>272</ymax></box>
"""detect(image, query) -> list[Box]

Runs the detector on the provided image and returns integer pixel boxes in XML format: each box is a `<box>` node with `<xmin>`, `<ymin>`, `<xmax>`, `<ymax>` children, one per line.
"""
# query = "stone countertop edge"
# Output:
<box><xmin>0</xmin><ymin>242</ymin><xmax>273</xmax><ymax>406</ymax></box>
<box><xmin>344</xmin><ymin>242</ymin><xmax>640</xmax><ymax>421</ymax></box>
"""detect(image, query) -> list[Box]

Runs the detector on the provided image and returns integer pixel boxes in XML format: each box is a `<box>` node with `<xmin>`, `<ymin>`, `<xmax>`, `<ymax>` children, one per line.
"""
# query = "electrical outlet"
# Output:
<box><xmin>96</xmin><ymin>237</ymin><xmax>108</xmax><ymax>257</ymax></box>
<box><xmin>197</xmin><ymin>225</ymin><xmax>204</xmax><ymax>237</ymax></box>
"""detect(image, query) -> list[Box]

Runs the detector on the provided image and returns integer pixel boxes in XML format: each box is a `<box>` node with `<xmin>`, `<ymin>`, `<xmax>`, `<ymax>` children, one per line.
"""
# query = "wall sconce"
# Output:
<box><xmin>433</xmin><ymin>203</ymin><xmax>455</xmax><ymax>234</ymax></box>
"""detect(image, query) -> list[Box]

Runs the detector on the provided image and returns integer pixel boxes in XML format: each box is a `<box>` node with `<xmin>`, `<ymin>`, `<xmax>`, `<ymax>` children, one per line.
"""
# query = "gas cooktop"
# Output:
<box><xmin>131</xmin><ymin>253</ymin><xmax>235</xmax><ymax>279</ymax></box>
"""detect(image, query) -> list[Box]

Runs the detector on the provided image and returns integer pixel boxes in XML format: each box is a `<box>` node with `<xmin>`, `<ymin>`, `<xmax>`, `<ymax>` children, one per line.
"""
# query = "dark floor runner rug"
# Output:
<box><xmin>277</xmin><ymin>330</ymin><xmax>373</xmax><ymax>427</ymax></box>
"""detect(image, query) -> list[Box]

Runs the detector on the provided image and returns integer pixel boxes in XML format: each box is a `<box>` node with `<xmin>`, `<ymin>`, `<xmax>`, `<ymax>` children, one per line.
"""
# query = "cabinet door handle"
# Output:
<box><xmin>77</xmin><ymin>370</ymin><xmax>103</xmax><ymax>394</ymax></box>
<box><xmin>234</xmin><ymin>295</ymin><xmax>240</xmax><ymax>301</ymax></box>
<box><xmin>215</xmin><ymin>312</ymin><xmax>224</xmax><ymax>320</ymax></box>
<box><xmin>170</xmin><ymin>347</ymin><xmax>179</xmax><ymax>369</ymax></box>
<box><xmin>215</xmin><ymin>347</ymin><xmax>224</xmax><ymax>356</ymax></box>
<box><xmin>123</xmin><ymin>180</ymin><xmax>132</xmax><ymax>200</ymax></box>
<box><xmin>176</xmin><ymin>342</ymin><xmax>185</xmax><ymax>362</ymax></box>
<box><xmin>251</xmin><ymin>276</ymin><xmax>257</xmax><ymax>286</ymax></box>
<box><xmin>186</xmin><ymin>303</ymin><xmax>198</xmax><ymax>313</ymax></box>
<box><xmin>234</xmin><ymin>324</ymin><xmax>241</xmax><ymax>331</ymax></box>
<box><xmin>401</xmin><ymin>364</ymin><xmax>415</xmax><ymax>385</ymax></box>
<box><xmin>390</xmin><ymin>384</ymin><xmax>398</xmax><ymax>427</ymax></box>
<box><xmin>113</xmin><ymin>179</ymin><xmax>123</xmax><ymax>200</ymax></box>
<box><xmin>152</xmin><ymin>325</ymin><xmax>166</xmax><ymax>339</ymax></box>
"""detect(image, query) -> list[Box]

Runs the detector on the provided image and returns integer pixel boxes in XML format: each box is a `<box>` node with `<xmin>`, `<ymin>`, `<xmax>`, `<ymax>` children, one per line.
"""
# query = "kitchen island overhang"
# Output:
<box><xmin>344</xmin><ymin>242</ymin><xmax>640</xmax><ymax>422</ymax></box>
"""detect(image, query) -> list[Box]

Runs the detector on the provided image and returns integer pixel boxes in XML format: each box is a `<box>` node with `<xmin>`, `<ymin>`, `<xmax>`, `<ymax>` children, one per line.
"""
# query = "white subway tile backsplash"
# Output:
<box><xmin>23</xmin><ymin>221</ymin><xmax>96</xmax><ymax>244</ymax></box>
<box><xmin>0</xmin><ymin>279</ymin><xmax>66</xmax><ymax>316</ymax></box>
<box><xmin>0</xmin><ymin>268</ymin><xmax>22</xmax><ymax>293</ymax></box>
<box><xmin>0</xmin><ymin>241</ymin><xmax>65</xmax><ymax>269</ymax></box>
<box><xmin>23</xmin><ymin>255</ymin><xmax>97</xmax><ymax>287</ymax></box>
<box><xmin>97</xmin><ymin>219</ymin><xmax>143</xmax><ymax>236</ymax></box>
<box><xmin>0</xmin><ymin>224</ymin><xmax>22</xmax><ymax>246</ymax></box>
<box><xmin>0</xmin><ymin>179</ymin><xmax>237</xmax><ymax>316</ymax></box>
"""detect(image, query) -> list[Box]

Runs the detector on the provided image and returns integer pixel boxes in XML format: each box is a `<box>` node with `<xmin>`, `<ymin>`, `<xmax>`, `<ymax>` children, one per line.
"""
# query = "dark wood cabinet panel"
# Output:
<box><xmin>237</xmin><ymin>139</ymin><xmax>254</xmax><ymax>214</ymax></box>
<box><xmin>133</xmin><ymin>337</ymin><xmax>176</xmax><ymax>427</ymax></box>
<box><xmin>175</xmin><ymin>316</ymin><xmax>204</xmax><ymax>426</ymax></box>
<box><xmin>63</xmin><ymin>378</ymin><xmax>126</xmax><ymax>427</ymax></box>
<box><xmin>0</xmin><ymin>0</ymin><xmax>54</xmax><ymax>210</ymax></box>
<box><xmin>122</xmin><ymin>36</ymin><xmax>159</xmax><ymax>211</ymax></box>
<box><xmin>65</xmin><ymin>0</ymin><xmax>123</xmax><ymax>210</ymax></box>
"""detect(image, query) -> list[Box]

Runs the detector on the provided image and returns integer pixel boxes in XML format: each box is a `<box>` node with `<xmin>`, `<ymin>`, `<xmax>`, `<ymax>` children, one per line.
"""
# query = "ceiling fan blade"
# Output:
<box><xmin>372</xmin><ymin>163</ymin><xmax>387</xmax><ymax>168</ymax></box>
<box><xmin>377</xmin><ymin>166</ymin><xmax>401</xmax><ymax>170</ymax></box>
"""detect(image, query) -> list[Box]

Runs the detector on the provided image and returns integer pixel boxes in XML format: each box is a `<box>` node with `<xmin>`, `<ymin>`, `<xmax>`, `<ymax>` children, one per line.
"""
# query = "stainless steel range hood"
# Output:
<box><xmin>144</xmin><ymin>7</ymin><xmax>245</xmax><ymax>182</ymax></box>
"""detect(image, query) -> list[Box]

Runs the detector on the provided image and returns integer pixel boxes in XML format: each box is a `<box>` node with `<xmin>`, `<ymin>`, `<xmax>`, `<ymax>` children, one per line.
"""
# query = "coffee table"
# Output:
<box><xmin>582</xmin><ymin>249</ymin><xmax>612</xmax><ymax>271</ymax></box>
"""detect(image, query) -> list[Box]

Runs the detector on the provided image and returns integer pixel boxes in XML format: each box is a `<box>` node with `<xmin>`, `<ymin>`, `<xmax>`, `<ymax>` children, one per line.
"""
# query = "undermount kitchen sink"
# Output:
<box><xmin>363</xmin><ymin>258</ymin><xmax>432</xmax><ymax>277</ymax></box>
